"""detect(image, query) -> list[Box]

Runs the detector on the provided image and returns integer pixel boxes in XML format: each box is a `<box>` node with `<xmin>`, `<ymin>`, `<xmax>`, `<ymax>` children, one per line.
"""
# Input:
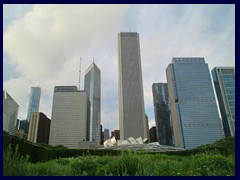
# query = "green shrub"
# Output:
<box><xmin>3</xmin><ymin>144</ymin><xmax>29</xmax><ymax>176</ymax></box>
<box><xmin>71</xmin><ymin>157</ymin><xmax>97</xmax><ymax>176</ymax></box>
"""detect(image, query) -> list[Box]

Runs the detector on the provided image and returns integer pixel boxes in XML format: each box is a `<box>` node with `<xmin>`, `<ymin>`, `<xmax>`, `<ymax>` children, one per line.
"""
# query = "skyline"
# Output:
<box><xmin>3</xmin><ymin>4</ymin><xmax>235</xmax><ymax>132</ymax></box>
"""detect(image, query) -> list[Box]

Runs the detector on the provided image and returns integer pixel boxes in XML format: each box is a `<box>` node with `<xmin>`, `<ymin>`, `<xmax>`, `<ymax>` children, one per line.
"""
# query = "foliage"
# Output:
<box><xmin>3</xmin><ymin>144</ymin><xmax>29</xmax><ymax>176</ymax></box>
<box><xmin>3</xmin><ymin>131</ymin><xmax>235</xmax><ymax>176</ymax></box>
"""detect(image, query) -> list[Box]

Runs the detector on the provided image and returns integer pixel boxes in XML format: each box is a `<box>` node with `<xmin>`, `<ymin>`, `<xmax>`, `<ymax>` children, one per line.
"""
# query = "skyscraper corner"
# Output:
<box><xmin>84</xmin><ymin>62</ymin><xmax>101</xmax><ymax>143</ymax></box>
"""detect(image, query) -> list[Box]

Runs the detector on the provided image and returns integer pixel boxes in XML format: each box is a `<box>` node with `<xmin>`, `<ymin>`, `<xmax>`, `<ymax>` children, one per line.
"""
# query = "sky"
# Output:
<box><xmin>3</xmin><ymin>4</ymin><xmax>235</xmax><ymax>133</ymax></box>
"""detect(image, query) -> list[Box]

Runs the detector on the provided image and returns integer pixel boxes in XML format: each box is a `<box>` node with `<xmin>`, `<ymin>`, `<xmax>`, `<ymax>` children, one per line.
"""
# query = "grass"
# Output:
<box><xmin>3</xmin><ymin>145</ymin><xmax>235</xmax><ymax>176</ymax></box>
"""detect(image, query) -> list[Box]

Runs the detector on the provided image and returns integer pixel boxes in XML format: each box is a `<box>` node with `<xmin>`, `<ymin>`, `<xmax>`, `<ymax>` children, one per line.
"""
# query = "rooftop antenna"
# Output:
<box><xmin>78</xmin><ymin>57</ymin><xmax>81</xmax><ymax>90</ymax></box>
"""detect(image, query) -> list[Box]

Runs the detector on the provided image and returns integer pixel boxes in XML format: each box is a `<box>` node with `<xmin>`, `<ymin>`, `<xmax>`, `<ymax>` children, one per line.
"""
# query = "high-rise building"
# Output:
<box><xmin>84</xmin><ymin>63</ymin><xmax>101</xmax><ymax>143</ymax></box>
<box><xmin>26</xmin><ymin>87</ymin><xmax>41</xmax><ymax>133</ymax></box>
<box><xmin>145</xmin><ymin>114</ymin><xmax>150</xmax><ymax>140</ymax></box>
<box><xmin>28</xmin><ymin>112</ymin><xmax>51</xmax><ymax>144</ymax></box>
<box><xmin>152</xmin><ymin>83</ymin><xmax>174</xmax><ymax>146</ymax></box>
<box><xmin>118</xmin><ymin>32</ymin><xmax>147</xmax><ymax>140</ymax></box>
<box><xmin>111</xmin><ymin>130</ymin><xmax>120</xmax><ymax>140</ymax></box>
<box><xmin>149</xmin><ymin>126</ymin><xmax>157</xmax><ymax>142</ymax></box>
<box><xmin>166</xmin><ymin>57</ymin><xmax>224</xmax><ymax>149</ymax></box>
<box><xmin>103</xmin><ymin>129</ymin><xmax>110</xmax><ymax>141</ymax></box>
<box><xmin>49</xmin><ymin>86</ymin><xmax>90</xmax><ymax>149</ymax></box>
<box><xmin>212</xmin><ymin>67</ymin><xmax>235</xmax><ymax>137</ymax></box>
<box><xmin>3</xmin><ymin>91</ymin><xmax>19</xmax><ymax>135</ymax></box>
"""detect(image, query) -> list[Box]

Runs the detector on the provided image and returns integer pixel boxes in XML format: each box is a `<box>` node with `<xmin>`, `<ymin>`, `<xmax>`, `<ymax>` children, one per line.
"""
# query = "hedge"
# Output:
<box><xmin>3</xmin><ymin>131</ymin><xmax>235</xmax><ymax>163</ymax></box>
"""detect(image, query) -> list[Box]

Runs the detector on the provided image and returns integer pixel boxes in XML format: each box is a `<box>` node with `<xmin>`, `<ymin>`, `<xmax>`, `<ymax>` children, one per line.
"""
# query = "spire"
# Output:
<box><xmin>78</xmin><ymin>57</ymin><xmax>81</xmax><ymax>90</ymax></box>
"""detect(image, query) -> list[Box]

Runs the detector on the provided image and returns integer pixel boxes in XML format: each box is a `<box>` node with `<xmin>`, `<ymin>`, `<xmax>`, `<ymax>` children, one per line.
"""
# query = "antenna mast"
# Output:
<box><xmin>78</xmin><ymin>57</ymin><xmax>81</xmax><ymax>90</ymax></box>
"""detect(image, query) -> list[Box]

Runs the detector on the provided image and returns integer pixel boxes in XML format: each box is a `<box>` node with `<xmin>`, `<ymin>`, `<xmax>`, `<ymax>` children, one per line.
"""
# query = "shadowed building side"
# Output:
<box><xmin>212</xmin><ymin>67</ymin><xmax>235</xmax><ymax>137</ymax></box>
<box><xmin>152</xmin><ymin>83</ymin><xmax>174</xmax><ymax>146</ymax></box>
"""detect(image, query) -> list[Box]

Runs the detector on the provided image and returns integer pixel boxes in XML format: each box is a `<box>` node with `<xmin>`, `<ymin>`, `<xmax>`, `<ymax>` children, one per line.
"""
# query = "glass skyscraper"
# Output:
<box><xmin>166</xmin><ymin>57</ymin><xmax>224</xmax><ymax>149</ymax></box>
<box><xmin>212</xmin><ymin>67</ymin><xmax>235</xmax><ymax>137</ymax></box>
<box><xmin>152</xmin><ymin>83</ymin><xmax>174</xmax><ymax>146</ymax></box>
<box><xmin>84</xmin><ymin>63</ymin><xmax>101</xmax><ymax>143</ymax></box>
<box><xmin>118</xmin><ymin>32</ymin><xmax>147</xmax><ymax>140</ymax></box>
<box><xmin>26</xmin><ymin>86</ymin><xmax>41</xmax><ymax>133</ymax></box>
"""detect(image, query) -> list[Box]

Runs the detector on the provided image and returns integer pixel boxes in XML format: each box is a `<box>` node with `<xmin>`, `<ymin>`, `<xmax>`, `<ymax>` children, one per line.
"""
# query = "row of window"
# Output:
<box><xmin>183</xmin><ymin>123</ymin><xmax>220</xmax><ymax>127</ymax></box>
<box><xmin>173</xmin><ymin>58</ymin><xmax>204</xmax><ymax>63</ymax></box>
<box><xmin>225</xmin><ymin>88</ymin><xmax>235</xmax><ymax>94</ymax></box>
<box><xmin>172</xmin><ymin>76</ymin><xmax>209</xmax><ymax>81</ymax></box>
<box><xmin>222</xmin><ymin>75</ymin><xmax>235</xmax><ymax>82</ymax></box>
<box><xmin>175</xmin><ymin>97</ymin><xmax>215</xmax><ymax>103</ymax></box>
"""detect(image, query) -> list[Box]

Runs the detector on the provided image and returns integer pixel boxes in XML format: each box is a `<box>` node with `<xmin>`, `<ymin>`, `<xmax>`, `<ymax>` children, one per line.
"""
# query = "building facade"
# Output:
<box><xmin>84</xmin><ymin>63</ymin><xmax>101</xmax><ymax>143</ymax></box>
<box><xmin>212</xmin><ymin>67</ymin><xmax>235</xmax><ymax>137</ymax></box>
<box><xmin>149</xmin><ymin>126</ymin><xmax>157</xmax><ymax>142</ymax></box>
<box><xmin>26</xmin><ymin>87</ymin><xmax>41</xmax><ymax>133</ymax></box>
<box><xmin>118</xmin><ymin>32</ymin><xmax>147</xmax><ymax>140</ymax></box>
<box><xmin>166</xmin><ymin>57</ymin><xmax>224</xmax><ymax>149</ymax></box>
<box><xmin>49</xmin><ymin>86</ymin><xmax>89</xmax><ymax>149</ymax></box>
<box><xmin>152</xmin><ymin>83</ymin><xmax>174</xmax><ymax>146</ymax></box>
<box><xmin>111</xmin><ymin>130</ymin><xmax>120</xmax><ymax>140</ymax></box>
<box><xmin>103</xmin><ymin>129</ymin><xmax>110</xmax><ymax>141</ymax></box>
<box><xmin>3</xmin><ymin>91</ymin><xmax>19</xmax><ymax>135</ymax></box>
<box><xmin>28</xmin><ymin>112</ymin><xmax>51</xmax><ymax>144</ymax></box>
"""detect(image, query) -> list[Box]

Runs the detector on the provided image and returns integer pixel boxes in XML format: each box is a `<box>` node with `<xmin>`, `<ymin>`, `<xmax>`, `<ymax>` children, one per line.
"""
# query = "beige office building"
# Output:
<box><xmin>118</xmin><ymin>32</ymin><xmax>147</xmax><ymax>140</ymax></box>
<box><xmin>49</xmin><ymin>86</ymin><xmax>89</xmax><ymax>149</ymax></box>
<box><xmin>27</xmin><ymin>112</ymin><xmax>51</xmax><ymax>144</ymax></box>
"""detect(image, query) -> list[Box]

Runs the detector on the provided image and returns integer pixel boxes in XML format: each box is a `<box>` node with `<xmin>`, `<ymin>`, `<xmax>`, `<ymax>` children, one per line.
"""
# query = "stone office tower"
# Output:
<box><xmin>166</xmin><ymin>57</ymin><xmax>224</xmax><ymax>149</ymax></box>
<box><xmin>212</xmin><ymin>67</ymin><xmax>235</xmax><ymax>137</ymax></box>
<box><xmin>118</xmin><ymin>32</ymin><xmax>147</xmax><ymax>140</ymax></box>
<box><xmin>84</xmin><ymin>63</ymin><xmax>101</xmax><ymax>143</ymax></box>
<box><xmin>49</xmin><ymin>86</ymin><xmax>89</xmax><ymax>149</ymax></box>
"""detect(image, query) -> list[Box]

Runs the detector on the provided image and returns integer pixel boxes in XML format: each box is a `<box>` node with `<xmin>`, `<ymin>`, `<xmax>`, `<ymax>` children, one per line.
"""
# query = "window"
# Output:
<box><xmin>222</xmin><ymin>75</ymin><xmax>234</xmax><ymax>82</ymax></box>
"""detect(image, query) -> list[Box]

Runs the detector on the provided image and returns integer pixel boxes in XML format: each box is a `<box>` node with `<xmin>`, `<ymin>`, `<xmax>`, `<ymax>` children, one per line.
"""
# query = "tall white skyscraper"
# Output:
<box><xmin>166</xmin><ymin>57</ymin><xmax>224</xmax><ymax>149</ymax></box>
<box><xmin>3</xmin><ymin>91</ymin><xmax>19</xmax><ymax>135</ymax></box>
<box><xmin>84</xmin><ymin>63</ymin><xmax>101</xmax><ymax>143</ymax></box>
<box><xmin>49</xmin><ymin>86</ymin><xmax>89</xmax><ymax>149</ymax></box>
<box><xmin>118</xmin><ymin>32</ymin><xmax>147</xmax><ymax>140</ymax></box>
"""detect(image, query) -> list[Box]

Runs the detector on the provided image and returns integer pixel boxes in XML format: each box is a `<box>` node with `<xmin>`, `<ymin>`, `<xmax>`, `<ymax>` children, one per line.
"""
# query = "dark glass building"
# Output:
<box><xmin>149</xmin><ymin>126</ymin><xmax>157</xmax><ymax>142</ymax></box>
<box><xmin>152</xmin><ymin>83</ymin><xmax>174</xmax><ymax>146</ymax></box>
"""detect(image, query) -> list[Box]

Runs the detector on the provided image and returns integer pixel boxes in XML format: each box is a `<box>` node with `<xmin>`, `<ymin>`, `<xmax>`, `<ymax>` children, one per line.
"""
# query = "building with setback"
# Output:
<box><xmin>28</xmin><ymin>112</ymin><xmax>51</xmax><ymax>144</ymax></box>
<box><xmin>26</xmin><ymin>87</ymin><xmax>41</xmax><ymax>134</ymax></box>
<box><xmin>152</xmin><ymin>83</ymin><xmax>174</xmax><ymax>146</ymax></box>
<box><xmin>84</xmin><ymin>63</ymin><xmax>101</xmax><ymax>143</ymax></box>
<box><xmin>166</xmin><ymin>57</ymin><xmax>224</xmax><ymax>149</ymax></box>
<box><xmin>212</xmin><ymin>67</ymin><xmax>235</xmax><ymax>137</ymax></box>
<box><xmin>118</xmin><ymin>32</ymin><xmax>147</xmax><ymax>140</ymax></box>
<box><xmin>49</xmin><ymin>86</ymin><xmax>90</xmax><ymax>149</ymax></box>
<box><xmin>3</xmin><ymin>91</ymin><xmax>19</xmax><ymax>135</ymax></box>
